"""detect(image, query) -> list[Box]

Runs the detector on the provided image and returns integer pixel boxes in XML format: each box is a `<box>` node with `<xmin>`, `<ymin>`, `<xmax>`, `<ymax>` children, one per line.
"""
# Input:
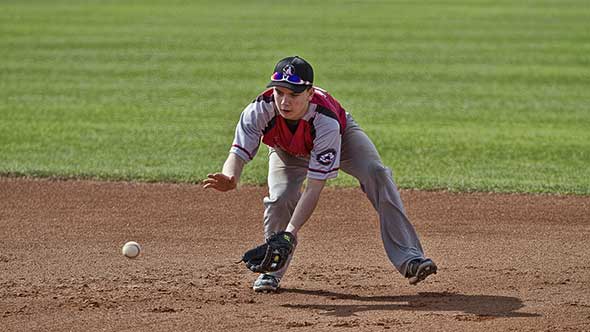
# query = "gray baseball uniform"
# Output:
<box><xmin>230</xmin><ymin>87</ymin><xmax>426</xmax><ymax>280</ymax></box>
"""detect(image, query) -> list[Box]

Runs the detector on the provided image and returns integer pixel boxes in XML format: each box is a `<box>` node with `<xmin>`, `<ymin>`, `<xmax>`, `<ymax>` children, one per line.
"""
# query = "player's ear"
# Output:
<box><xmin>306</xmin><ymin>87</ymin><xmax>314</xmax><ymax>100</ymax></box>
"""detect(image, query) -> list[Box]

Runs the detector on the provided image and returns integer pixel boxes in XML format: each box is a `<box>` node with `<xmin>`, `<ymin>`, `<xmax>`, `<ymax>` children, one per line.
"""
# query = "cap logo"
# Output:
<box><xmin>282</xmin><ymin>65</ymin><xmax>296</xmax><ymax>76</ymax></box>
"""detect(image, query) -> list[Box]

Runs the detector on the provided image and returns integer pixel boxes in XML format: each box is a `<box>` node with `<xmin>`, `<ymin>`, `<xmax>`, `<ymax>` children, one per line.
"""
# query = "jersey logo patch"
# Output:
<box><xmin>317</xmin><ymin>149</ymin><xmax>337</xmax><ymax>166</ymax></box>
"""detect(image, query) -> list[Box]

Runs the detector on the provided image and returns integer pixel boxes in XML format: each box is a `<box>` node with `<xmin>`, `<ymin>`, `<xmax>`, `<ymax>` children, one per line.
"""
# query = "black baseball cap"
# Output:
<box><xmin>266</xmin><ymin>56</ymin><xmax>314</xmax><ymax>93</ymax></box>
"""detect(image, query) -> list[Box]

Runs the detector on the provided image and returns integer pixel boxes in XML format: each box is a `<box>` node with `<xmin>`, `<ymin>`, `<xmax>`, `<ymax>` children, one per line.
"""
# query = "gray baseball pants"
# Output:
<box><xmin>263</xmin><ymin>114</ymin><xmax>426</xmax><ymax>280</ymax></box>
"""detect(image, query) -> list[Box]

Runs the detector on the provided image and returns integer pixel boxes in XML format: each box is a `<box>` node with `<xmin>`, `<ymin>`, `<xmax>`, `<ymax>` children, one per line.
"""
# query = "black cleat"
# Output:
<box><xmin>407</xmin><ymin>258</ymin><xmax>437</xmax><ymax>285</ymax></box>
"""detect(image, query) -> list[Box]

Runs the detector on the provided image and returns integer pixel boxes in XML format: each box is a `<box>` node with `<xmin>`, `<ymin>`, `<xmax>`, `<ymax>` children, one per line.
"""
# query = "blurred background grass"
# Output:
<box><xmin>1</xmin><ymin>0</ymin><xmax>589</xmax><ymax>194</ymax></box>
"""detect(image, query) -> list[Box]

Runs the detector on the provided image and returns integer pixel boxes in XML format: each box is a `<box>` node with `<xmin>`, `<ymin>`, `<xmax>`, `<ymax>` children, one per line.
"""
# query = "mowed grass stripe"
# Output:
<box><xmin>1</xmin><ymin>0</ymin><xmax>589</xmax><ymax>194</ymax></box>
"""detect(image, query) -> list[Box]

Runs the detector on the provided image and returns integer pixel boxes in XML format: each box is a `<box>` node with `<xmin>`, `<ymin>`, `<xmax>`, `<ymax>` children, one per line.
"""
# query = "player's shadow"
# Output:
<box><xmin>280</xmin><ymin>289</ymin><xmax>540</xmax><ymax>318</ymax></box>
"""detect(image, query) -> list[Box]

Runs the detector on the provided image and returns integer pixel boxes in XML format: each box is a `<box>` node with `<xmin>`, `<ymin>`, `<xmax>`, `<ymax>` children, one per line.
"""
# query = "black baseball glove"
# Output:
<box><xmin>240</xmin><ymin>232</ymin><xmax>297</xmax><ymax>273</ymax></box>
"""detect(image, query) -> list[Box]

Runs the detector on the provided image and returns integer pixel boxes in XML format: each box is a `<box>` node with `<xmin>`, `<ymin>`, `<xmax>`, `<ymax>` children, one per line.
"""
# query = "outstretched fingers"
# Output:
<box><xmin>202</xmin><ymin>173</ymin><xmax>218</xmax><ymax>189</ymax></box>
<box><xmin>203</xmin><ymin>173</ymin><xmax>236</xmax><ymax>191</ymax></box>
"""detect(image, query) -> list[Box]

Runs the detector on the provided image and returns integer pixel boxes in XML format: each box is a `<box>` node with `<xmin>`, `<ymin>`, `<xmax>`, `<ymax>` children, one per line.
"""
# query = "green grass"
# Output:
<box><xmin>1</xmin><ymin>0</ymin><xmax>589</xmax><ymax>194</ymax></box>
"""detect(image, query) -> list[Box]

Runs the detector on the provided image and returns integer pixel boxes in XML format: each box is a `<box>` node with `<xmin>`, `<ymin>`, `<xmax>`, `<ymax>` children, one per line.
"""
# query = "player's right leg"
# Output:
<box><xmin>254</xmin><ymin>148</ymin><xmax>307</xmax><ymax>292</ymax></box>
<box><xmin>263</xmin><ymin>148</ymin><xmax>308</xmax><ymax>238</ymax></box>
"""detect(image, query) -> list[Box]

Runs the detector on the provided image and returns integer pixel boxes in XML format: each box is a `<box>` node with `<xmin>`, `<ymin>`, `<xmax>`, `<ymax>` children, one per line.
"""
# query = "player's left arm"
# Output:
<box><xmin>284</xmin><ymin>115</ymin><xmax>341</xmax><ymax>236</ymax></box>
<box><xmin>285</xmin><ymin>178</ymin><xmax>326</xmax><ymax>236</ymax></box>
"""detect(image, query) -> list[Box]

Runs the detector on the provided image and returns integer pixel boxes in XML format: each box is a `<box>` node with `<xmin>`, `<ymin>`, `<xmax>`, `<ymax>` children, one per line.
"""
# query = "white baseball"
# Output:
<box><xmin>122</xmin><ymin>241</ymin><xmax>141</xmax><ymax>259</ymax></box>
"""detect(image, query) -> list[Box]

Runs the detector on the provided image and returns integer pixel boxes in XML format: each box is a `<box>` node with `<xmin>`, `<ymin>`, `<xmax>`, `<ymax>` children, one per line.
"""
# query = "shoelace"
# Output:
<box><xmin>406</xmin><ymin>260</ymin><xmax>421</xmax><ymax>277</ymax></box>
<box><xmin>260</xmin><ymin>274</ymin><xmax>277</xmax><ymax>281</ymax></box>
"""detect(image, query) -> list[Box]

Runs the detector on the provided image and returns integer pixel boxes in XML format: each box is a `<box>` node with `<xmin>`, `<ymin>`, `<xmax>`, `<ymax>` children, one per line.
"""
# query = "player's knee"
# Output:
<box><xmin>357</xmin><ymin>161</ymin><xmax>391</xmax><ymax>192</ymax></box>
<box><xmin>368</xmin><ymin>161</ymin><xmax>392</xmax><ymax>183</ymax></box>
<box><xmin>264</xmin><ymin>186</ymin><xmax>301</xmax><ymax>209</ymax></box>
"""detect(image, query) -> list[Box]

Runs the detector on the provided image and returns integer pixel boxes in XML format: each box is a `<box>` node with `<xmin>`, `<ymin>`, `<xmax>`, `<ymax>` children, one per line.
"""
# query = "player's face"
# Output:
<box><xmin>273</xmin><ymin>86</ymin><xmax>313</xmax><ymax>121</ymax></box>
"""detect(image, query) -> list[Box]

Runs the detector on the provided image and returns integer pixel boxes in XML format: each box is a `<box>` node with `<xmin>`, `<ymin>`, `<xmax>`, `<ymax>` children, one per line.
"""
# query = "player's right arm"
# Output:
<box><xmin>203</xmin><ymin>92</ymin><xmax>274</xmax><ymax>192</ymax></box>
<box><xmin>203</xmin><ymin>153</ymin><xmax>245</xmax><ymax>191</ymax></box>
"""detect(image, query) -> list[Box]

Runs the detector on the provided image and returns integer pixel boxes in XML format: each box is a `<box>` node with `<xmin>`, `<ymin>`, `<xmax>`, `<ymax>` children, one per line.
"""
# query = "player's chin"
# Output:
<box><xmin>278</xmin><ymin>109</ymin><xmax>296</xmax><ymax>120</ymax></box>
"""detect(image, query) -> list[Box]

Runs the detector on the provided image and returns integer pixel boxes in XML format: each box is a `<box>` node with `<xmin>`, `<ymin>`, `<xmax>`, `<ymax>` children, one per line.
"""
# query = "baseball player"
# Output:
<box><xmin>204</xmin><ymin>56</ymin><xmax>437</xmax><ymax>292</ymax></box>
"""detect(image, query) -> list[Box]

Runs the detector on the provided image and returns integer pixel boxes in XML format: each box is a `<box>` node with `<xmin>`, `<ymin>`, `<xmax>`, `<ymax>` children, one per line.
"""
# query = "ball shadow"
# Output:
<box><xmin>280</xmin><ymin>289</ymin><xmax>540</xmax><ymax>318</ymax></box>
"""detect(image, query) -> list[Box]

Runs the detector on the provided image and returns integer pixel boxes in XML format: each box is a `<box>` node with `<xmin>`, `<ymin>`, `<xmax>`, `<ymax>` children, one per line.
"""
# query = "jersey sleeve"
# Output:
<box><xmin>307</xmin><ymin>115</ymin><xmax>341</xmax><ymax>180</ymax></box>
<box><xmin>229</xmin><ymin>102</ymin><xmax>273</xmax><ymax>162</ymax></box>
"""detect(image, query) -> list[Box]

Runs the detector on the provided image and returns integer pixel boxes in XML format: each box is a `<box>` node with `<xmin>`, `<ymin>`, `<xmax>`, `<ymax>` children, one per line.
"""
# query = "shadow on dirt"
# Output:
<box><xmin>281</xmin><ymin>290</ymin><xmax>540</xmax><ymax>318</ymax></box>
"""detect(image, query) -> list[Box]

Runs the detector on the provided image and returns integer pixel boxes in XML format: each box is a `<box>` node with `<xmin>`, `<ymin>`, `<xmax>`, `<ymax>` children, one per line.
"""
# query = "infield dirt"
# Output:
<box><xmin>1</xmin><ymin>178</ymin><xmax>589</xmax><ymax>331</ymax></box>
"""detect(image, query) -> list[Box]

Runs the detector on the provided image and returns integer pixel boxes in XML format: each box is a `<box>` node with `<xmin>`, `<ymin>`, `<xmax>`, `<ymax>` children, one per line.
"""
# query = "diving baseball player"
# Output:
<box><xmin>203</xmin><ymin>56</ymin><xmax>437</xmax><ymax>292</ymax></box>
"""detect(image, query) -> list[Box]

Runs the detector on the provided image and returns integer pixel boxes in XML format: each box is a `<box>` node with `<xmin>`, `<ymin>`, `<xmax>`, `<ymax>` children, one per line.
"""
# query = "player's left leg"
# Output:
<box><xmin>339</xmin><ymin>114</ymin><xmax>436</xmax><ymax>282</ymax></box>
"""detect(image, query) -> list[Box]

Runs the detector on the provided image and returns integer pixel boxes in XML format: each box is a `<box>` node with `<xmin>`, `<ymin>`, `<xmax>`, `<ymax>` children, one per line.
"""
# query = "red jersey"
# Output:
<box><xmin>230</xmin><ymin>87</ymin><xmax>348</xmax><ymax>180</ymax></box>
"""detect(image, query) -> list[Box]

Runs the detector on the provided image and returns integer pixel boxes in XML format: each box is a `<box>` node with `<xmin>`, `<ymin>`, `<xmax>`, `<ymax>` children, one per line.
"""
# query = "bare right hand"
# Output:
<box><xmin>203</xmin><ymin>173</ymin><xmax>237</xmax><ymax>192</ymax></box>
